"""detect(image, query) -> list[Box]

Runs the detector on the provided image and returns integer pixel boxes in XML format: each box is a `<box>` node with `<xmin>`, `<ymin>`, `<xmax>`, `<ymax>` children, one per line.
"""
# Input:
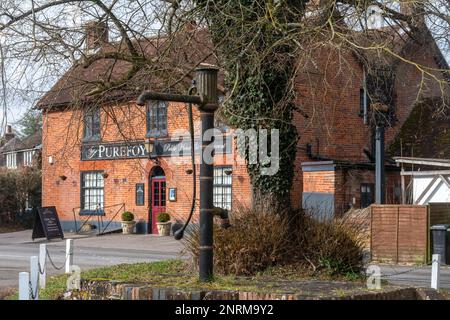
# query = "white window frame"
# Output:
<box><xmin>6</xmin><ymin>152</ymin><xmax>17</xmax><ymax>169</ymax></box>
<box><xmin>23</xmin><ymin>150</ymin><xmax>35</xmax><ymax>166</ymax></box>
<box><xmin>213</xmin><ymin>166</ymin><xmax>233</xmax><ymax>210</ymax></box>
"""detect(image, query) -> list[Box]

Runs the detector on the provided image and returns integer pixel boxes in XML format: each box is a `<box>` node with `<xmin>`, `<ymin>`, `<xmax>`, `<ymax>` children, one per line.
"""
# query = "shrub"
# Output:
<box><xmin>121</xmin><ymin>211</ymin><xmax>134</xmax><ymax>221</ymax></box>
<box><xmin>183</xmin><ymin>205</ymin><xmax>365</xmax><ymax>277</ymax></box>
<box><xmin>183</xmin><ymin>205</ymin><xmax>292</xmax><ymax>276</ymax></box>
<box><xmin>0</xmin><ymin>167</ymin><xmax>41</xmax><ymax>225</ymax></box>
<box><xmin>293</xmin><ymin>211</ymin><xmax>366</xmax><ymax>276</ymax></box>
<box><xmin>157</xmin><ymin>212</ymin><xmax>170</xmax><ymax>223</ymax></box>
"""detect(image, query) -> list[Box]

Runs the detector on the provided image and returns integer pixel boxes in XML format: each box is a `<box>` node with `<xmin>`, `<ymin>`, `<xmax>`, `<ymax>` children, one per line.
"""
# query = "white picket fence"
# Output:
<box><xmin>19</xmin><ymin>239</ymin><xmax>74</xmax><ymax>300</ymax></box>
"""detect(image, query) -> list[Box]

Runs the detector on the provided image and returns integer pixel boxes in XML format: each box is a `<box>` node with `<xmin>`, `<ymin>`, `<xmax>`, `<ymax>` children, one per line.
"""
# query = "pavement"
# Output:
<box><xmin>378</xmin><ymin>264</ymin><xmax>450</xmax><ymax>289</ymax></box>
<box><xmin>0</xmin><ymin>230</ymin><xmax>184</xmax><ymax>290</ymax></box>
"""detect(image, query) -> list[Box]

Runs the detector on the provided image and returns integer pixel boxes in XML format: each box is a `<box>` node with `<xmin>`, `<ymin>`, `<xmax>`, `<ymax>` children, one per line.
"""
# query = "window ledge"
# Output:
<box><xmin>82</xmin><ymin>136</ymin><xmax>101</xmax><ymax>143</ymax></box>
<box><xmin>145</xmin><ymin>131</ymin><xmax>168</xmax><ymax>139</ymax></box>
<box><xmin>79</xmin><ymin>209</ymin><xmax>105</xmax><ymax>216</ymax></box>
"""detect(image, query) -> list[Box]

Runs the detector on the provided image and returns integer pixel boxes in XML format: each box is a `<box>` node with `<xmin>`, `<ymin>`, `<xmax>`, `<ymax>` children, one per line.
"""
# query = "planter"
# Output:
<box><xmin>121</xmin><ymin>221</ymin><xmax>136</xmax><ymax>234</ymax></box>
<box><xmin>156</xmin><ymin>222</ymin><xmax>172</xmax><ymax>236</ymax></box>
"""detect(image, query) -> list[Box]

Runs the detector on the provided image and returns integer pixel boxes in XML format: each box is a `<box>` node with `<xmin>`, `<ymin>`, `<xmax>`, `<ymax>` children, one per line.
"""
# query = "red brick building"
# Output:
<box><xmin>38</xmin><ymin>23</ymin><xmax>448</xmax><ymax>233</ymax></box>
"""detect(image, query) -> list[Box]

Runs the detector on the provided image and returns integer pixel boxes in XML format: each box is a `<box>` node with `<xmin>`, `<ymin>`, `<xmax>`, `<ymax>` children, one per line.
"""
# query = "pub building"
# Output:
<box><xmin>38</xmin><ymin>21</ymin><xmax>447</xmax><ymax>233</ymax></box>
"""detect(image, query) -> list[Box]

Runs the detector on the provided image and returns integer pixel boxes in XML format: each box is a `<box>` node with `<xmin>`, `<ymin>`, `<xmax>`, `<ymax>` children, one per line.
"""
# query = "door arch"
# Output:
<box><xmin>149</xmin><ymin>166</ymin><xmax>166</xmax><ymax>234</ymax></box>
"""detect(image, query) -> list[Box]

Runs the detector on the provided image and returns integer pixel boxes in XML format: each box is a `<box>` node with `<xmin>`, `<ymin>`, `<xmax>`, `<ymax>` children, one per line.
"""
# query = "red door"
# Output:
<box><xmin>151</xmin><ymin>178</ymin><xmax>166</xmax><ymax>234</ymax></box>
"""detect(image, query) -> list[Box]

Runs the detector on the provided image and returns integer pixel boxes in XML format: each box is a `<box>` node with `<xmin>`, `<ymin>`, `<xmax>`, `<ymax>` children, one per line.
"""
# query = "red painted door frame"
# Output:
<box><xmin>151</xmin><ymin>177</ymin><xmax>166</xmax><ymax>234</ymax></box>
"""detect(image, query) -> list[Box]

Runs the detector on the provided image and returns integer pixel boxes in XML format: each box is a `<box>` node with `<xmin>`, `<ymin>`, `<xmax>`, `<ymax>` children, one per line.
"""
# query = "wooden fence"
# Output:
<box><xmin>371</xmin><ymin>203</ymin><xmax>450</xmax><ymax>264</ymax></box>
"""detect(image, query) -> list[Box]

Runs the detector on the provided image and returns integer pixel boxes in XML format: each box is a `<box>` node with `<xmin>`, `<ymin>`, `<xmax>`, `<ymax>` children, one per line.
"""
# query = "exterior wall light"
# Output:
<box><xmin>144</xmin><ymin>139</ymin><xmax>155</xmax><ymax>159</ymax></box>
<box><xmin>48</xmin><ymin>156</ymin><xmax>54</xmax><ymax>165</ymax></box>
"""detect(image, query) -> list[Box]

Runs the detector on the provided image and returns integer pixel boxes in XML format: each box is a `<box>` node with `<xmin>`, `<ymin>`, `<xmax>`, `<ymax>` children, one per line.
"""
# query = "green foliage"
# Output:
<box><xmin>157</xmin><ymin>212</ymin><xmax>170</xmax><ymax>223</ymax></box>
<box><xmin>0</xmin><ymin>167</ymin><xmax>41</xmax><ymax>224</ymax></box>
<box><xmin>17</xmin><ymin>109</ymin><xmax>42</xmax><ymax>137</ymax></box>
<box><xmin>121</xmin><ymin>211</ymin><xmax>134</xmax><ymax>221</ymax></box>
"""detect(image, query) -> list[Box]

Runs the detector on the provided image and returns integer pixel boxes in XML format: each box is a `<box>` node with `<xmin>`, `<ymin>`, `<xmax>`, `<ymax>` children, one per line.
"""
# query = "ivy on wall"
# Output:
<box><xmin>198</xmin><ymin>0</ymin><xmax>307</xmax><ymax>212</ymax></box>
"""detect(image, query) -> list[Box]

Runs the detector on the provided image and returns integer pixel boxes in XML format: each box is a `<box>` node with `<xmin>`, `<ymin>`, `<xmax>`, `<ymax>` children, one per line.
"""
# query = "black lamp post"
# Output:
<box><xmin>374</xmin><ymin>125</ymin><xmax>385</xmax><ymax>204</ymax></box>
<box><xmin>137</xmin><ymin>64</ymin><xmax>219</xmax><ymax>282</ymax></box>
<box><xmin>372</xmin><ymin>103</ymin><xmax>389</xmax><ymax>204</ymax></box>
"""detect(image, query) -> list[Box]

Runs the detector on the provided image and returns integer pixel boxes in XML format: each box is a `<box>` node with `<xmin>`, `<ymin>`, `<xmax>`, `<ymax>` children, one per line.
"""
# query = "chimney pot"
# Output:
<box><xmin>4</xmin><ymin>125</ymin><xmax>15</xmax><ymax>142</ymax></box>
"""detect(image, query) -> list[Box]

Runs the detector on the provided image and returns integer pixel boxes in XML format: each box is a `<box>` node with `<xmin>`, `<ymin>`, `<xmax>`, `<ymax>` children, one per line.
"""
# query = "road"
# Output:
<box><xmin>2</xmin><ymin>230</ymin><xmax>450</xmax><ymax>294</ymax></box>
<box><xmin>0</xmin><ymin>230</ymin><xmax>184</xmax><ymax>289</ymax></box>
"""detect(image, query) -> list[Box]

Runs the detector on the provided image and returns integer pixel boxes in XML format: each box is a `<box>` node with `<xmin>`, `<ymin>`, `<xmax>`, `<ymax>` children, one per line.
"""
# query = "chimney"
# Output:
<box><xmin>4</xmin><ymin>125</ymin><xmax>15</xmax><ymax>142</ymax></box>
<box><xmin>399</xmin><ymin>1</ymin><xmax>425</xmax><ymax>26</ymax></box>
<box><xmin>85</xmin><ymin>21</ymin><xmax>109</xmax><ymax>53</ymax></box>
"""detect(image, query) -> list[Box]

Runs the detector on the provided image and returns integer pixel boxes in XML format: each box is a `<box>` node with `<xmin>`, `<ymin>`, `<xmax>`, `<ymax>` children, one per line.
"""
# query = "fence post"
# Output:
<box><xmin>65</xmin><ymin>239</ymin><xmax>73</xmax><ymax>274</ymax></box>
<box><xmin>39</xmin><ymin>244</ymin><xmax>46</xmax><ymax>289</ymax></box>
<box><xmin>431</xmin><ymin>254</ymin><xmax>441</xmax><ymax>290</ymax></box>
<box><xmin>19</xmin><ymin>272</ymin><xmax>30</xmax><ymax>300</ymax></box>
<box><xmin>30</xmin><ymin>256</ymin><xmax>39</xmax><ymax>300</ymax></box>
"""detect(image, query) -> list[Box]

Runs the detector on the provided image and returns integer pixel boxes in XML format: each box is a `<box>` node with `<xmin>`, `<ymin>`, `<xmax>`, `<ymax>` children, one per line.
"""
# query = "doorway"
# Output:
<box><xmin>149</xmin><ymin>166</ymin><xmax>166</xmax><ymax>234</ymax></box>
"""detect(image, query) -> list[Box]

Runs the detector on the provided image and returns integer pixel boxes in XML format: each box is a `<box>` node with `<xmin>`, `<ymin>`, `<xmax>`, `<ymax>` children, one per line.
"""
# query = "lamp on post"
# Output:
<box><xmin>144</xmin><ymin>139</ymin><xmax>155</xmax><ymax>159</ymax></box>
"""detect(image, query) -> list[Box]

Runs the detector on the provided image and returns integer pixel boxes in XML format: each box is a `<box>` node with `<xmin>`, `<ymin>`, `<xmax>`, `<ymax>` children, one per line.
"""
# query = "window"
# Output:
<box><xmin>213</xmin><ymin>166</ymin><xmax>232</xmax><ymax>210</ymax></box>
<box><xmin>135</xmin><ymin>183</ymin><xmax>145</xmax><ymax>206</ymax></box>
<box><xmin>83</xmin><ymin>108</ymin><xmax>101</xmax><ymax>142</ymax></box>
<box><xmin>81</xmin><ymin>171</ymin><xmax>104</xmax><ymax>214</ymax></box>
<box><xmin>23</xmin><ymin>150</ymin><xmax>35</xmax><ymax>166</ymax></box>
<box><xmin>6</xmin><ymin>152</ymin><xmax>17</xmax><ymax>169</ymax></box>
<box><xmin>146</xmin><ymin>101</ymin><xmax>167</xmax><ymax>137</ymax></box>
<box><xmin>360</xmin><ymin>183</ymin><xmax>374</xmax><ymax>208</ymax></box>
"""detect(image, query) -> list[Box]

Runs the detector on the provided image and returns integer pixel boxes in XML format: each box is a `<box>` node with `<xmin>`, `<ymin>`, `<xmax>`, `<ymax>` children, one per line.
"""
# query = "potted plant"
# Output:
<box><xmin>156</xmin><ymin>212</ymin><xmax>171</xmax><ymax>236</ymax></box>
<box><xmin>121</xmin><ymin>211</ymin><xmax>135</xmax><ymax>234</ymax></box>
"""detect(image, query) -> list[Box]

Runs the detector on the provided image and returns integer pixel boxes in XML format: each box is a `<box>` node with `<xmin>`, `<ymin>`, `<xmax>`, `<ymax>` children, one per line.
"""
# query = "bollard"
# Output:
<box><xmin>65</xmin><ymin>239</ymin><xmax>74</xmax><ymax>274</ymax></box>
<box><xmin>39</xmin><ymin>244</ymin><xmax>46</xmax><ymax>289</ymax></box>
<box><xmin>30</xmin><ymin>256</ymin><xmax>39</xmax><ymax>300</ymax></box>
<box><xmin>431</xmin><ymin>254</ymin><xmax>441</xmax><ymax>290</ymax></box>
<box><xmin>19</xmin><ymin>272</ymin><xmax>30</xmax><ymax>300</ymax></box>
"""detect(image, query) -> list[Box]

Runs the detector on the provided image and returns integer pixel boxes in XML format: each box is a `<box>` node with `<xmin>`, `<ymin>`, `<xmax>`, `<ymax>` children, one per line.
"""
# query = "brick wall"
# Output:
<box><xmin>292</xmin><ymin>44</ymin><xmax>445</xmax><ymax>210</ymax></box>
<box><xmin>42</xmin><ymin>103</ymin><xmax>251</xmax><ymax>232</ymax></box>
<box><xmin>42</xmin><ymin>42</ymin><xmax>445</xmax><ymax>228</ymax></box>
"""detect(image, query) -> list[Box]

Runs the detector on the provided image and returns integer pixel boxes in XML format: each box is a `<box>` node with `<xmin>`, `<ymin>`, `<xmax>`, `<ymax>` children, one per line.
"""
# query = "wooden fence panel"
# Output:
<box><xmin>397</xmin><ymin>206</ymin><xmax>428</xmax><ymax>264</ymax></box>
<box><xmin>371</xmin><ymin>205</ymin><xmax>428</xmax><ymax>264</ymax></box>
<box><xmin>371</xmin><ymin>206</ymin><xmax>400</xmax><ymax>263</ymax></box>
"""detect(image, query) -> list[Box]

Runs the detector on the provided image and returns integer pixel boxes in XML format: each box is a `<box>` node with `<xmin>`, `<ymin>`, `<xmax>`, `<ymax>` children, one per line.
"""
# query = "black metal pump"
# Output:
<box><xmin>137</xmin><ymin>64</ymin><xmax>221</xmax><ymax>282</ymax></box>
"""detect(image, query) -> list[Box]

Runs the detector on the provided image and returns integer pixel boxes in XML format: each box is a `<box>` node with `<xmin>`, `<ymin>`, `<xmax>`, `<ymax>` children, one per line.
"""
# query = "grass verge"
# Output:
<box><xmin>6</xmin><ymin>259</ymin><xmax>367</xmax><ymax>300</ymax></box>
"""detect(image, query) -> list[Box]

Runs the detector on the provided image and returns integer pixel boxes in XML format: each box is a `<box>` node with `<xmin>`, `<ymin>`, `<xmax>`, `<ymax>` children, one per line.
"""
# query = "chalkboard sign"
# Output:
<box><xmin>32</xmin><ymin>206</ymin><xmax>64</xmax><ymax>240</ymax></box>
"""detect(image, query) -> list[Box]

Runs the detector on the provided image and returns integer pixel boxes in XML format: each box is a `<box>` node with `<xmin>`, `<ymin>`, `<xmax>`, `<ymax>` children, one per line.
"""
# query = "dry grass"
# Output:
<box><xmin>183</xmin><ymin>206</ymin><xmax>292</xmax><ymax>276</ymax></box>
<box><xmin>183</xmin><ymin>205</ymin><xmax>366</xmax><ymax>278</ymax></box>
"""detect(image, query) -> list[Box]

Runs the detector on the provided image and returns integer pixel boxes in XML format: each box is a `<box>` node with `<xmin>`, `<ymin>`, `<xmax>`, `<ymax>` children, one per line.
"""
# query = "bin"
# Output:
<box><xmin>430</xmin><ymin>224</ymin><xmax>450</xmax><ymax>265</ymax></box>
